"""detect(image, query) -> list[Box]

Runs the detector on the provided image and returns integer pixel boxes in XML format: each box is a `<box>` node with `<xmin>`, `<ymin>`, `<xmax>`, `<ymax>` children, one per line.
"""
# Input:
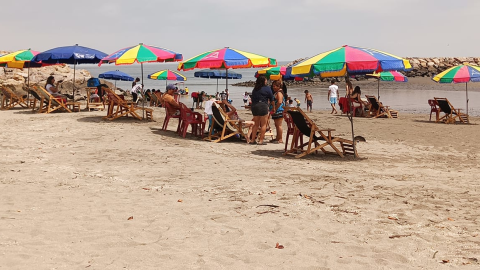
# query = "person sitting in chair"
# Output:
<box><xmin>349</xmin><ymin>86</ymin><xmax>368</xmax><ymax>116</ymax></box>
<box><xmin>163</xmin><ymin>84</ymin><xmax>181</xmax><ymax>115</ymax></box>
<box><xmin>45</xmin><ymin>76</ymin><xmax>72</xmax><ymax>101</ymax></box>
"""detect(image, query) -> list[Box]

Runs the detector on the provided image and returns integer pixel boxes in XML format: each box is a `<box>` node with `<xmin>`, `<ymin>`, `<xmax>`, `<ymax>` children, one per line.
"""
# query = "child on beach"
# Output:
<box><xmin>328</xmin><ymin>79</ymin><xmax>338</xmax><ymax>114</ymax></box>
<box><xmin>304</xmin><ymin>90</ymin><xmax>313</xmax><ymax>112</ymax></box>
<box><xmin>294</xmin><ymin>98</ymin><xmax>301</xmax><ymax>108</ymax></box>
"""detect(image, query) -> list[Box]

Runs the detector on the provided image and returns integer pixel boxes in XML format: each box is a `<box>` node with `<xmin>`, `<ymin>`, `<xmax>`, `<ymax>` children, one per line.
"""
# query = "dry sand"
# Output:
<box><xmin>1</xmin><ymin>105</ymin><xmax>480</xmax><ymax>269</ymax></box>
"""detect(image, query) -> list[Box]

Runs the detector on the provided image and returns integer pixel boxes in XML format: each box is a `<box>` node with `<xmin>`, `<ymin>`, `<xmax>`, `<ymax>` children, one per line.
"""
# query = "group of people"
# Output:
<box><xmin>327</xmin><ymin>80</ymin><xmax>368</xmax><ymax>116</ymax></box>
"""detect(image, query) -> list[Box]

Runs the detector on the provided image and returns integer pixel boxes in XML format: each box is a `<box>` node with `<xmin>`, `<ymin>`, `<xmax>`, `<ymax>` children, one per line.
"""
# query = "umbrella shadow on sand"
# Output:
<box><xmin>250</xmin><ymin>149</ymin><xmax>361</xmax><ymax>161</ymax></box>
<box><xmin>76</xmin><ymin>115</ymin><xmax>152</xmax><ymax>124</ymax></box>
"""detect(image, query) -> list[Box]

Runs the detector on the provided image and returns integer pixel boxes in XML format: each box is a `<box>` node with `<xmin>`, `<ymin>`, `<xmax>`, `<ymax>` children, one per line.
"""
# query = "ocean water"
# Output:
<box><xmin>78</xmin><ymin>61</ymin><xmax>480</xmax><ymax>116</ymax></box>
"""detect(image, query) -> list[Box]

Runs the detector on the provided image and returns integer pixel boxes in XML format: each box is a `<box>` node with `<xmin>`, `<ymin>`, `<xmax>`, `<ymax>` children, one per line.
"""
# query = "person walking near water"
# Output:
<box><xmin>304</xmin><ymin>90</ymin><xmax>313</xmax><ymax>112</ymax></box>
<box><xmin>328</xmin><ymin>79</ymin><xmax>339</xmax><ymax>114</ymax></box>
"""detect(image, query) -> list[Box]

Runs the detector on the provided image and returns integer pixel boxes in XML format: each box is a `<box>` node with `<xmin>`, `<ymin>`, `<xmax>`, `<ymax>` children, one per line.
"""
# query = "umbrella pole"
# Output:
<box><xmin>226</xmin><ymin>69</ymin><xmax>229</xmax><ymax>93</ymax></box>
<box><xmin>73</xmin><ymin>61</ymin><xmax>76</xmax><ymax>101</ymax></box>
<box><xmin>346</xmin><ymin>75</ymin><xmax>357</xmax><ymax>158</ymax></box>
<box><xmin>216</xmin><ymin>78</ymin><xmax>218</xmax><ymax>93</ymax></box>
<box><xmin>377</xmin><ymin>79</ymin><xmax>380</xmax><ymax>100</ymax></box>
<box><xmin>141</xmin><ymin>62</ymin><xmax>145</xmax><ymax>120</ymax></box>
<box><xmin>466</xmin><ymin>82</ymin><xmax>469</xmax><ymax>116</ymax></box>
<box><xmin>27</xmin><ymin>62</ymin><xmax>31</xmax><ymax>101</ymax></box>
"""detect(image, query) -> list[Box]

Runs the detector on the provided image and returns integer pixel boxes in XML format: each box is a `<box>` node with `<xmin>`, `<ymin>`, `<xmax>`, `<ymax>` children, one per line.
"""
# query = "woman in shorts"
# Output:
<box><xmin>270</xmin><ymin>80</ymin><xmax>284</xmax><ymax>144</ymax></box>
<box><xmin>250</xmin><ymin>75</ymin><xmax>274</xmax><ymax>145</ymax></box>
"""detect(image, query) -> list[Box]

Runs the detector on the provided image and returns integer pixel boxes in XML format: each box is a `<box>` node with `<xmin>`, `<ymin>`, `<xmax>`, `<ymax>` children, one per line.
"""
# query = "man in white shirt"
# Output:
<box><xmin>204</xmin><ymin>96</ymin><xmax>216</xmax><ymax>134</ymax></box>
<box><xmin>131</xmin><ymin>83</ymin><xmax>143</xmax><ymax>103</ymax></box>
<box><xmin>328</xmin><ymin>79</ymin><xmax>339</xmax><ymax>114</ymax></box>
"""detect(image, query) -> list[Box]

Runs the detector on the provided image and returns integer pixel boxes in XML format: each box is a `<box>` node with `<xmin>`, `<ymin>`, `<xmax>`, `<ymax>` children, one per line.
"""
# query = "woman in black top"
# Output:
<box><xmin>250</xmin><ymin>75</ymin><xmax>274</xmax><ymax>145</ymax></box>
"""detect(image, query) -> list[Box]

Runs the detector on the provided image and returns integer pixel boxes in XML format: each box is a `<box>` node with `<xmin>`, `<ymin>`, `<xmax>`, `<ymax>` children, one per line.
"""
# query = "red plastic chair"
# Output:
<box><xmin>283</xmin><ymin>110</ymin><xmax>303</xmax><ymax>152</ymax></box>
<box><xmin>179</xmin><ymin>103</ymin><xmax>205</xmax><ymax>138</ymax></box>
<box><xmin>428</xmin><ymin>99</ymin><xmax>440</xmax><ymax>121</ymax></box>
<box><xmin>162</xmin><ymin>102</ymin><xmax>181</xmax><ymax>132</ymax></box>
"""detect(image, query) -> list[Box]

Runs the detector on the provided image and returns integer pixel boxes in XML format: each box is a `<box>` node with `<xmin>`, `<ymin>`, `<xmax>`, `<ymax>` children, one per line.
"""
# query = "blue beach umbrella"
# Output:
<box><xmin>194</xmin><ymin>69</ymin><xmax>242</xmax><ymax>92</ymax></box>
<box><xmin>99</xmin><ymin>70</ymin><xmax>134</xmax><ymax>89</ymax></box>
<box><xmin>32</xmin><ymin>44</ymin><xmax>108</xmax><ymax>99</ymax></box>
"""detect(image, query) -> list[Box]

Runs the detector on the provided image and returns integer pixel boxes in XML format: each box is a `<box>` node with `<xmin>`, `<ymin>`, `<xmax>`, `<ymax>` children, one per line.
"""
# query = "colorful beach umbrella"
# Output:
<box><xmin>432</xmin><ymin>63</ymin><xmax>480</xmax><ymax>116</ymax></box>
<box><xmin>366</xmin><ymin>71</ymin><xmax>408</xmax><ymax>100</ymax></box>
<box><xmin>32</xmin><ymin>44</ymin><xmax>108</xmax><ymax>99</ymax></box>
<box><xmin>148</xmin><ymin>69</ymin><xmax>186</xmax><ymax>88</ymax></box>
<box><xmin>255</xmin><ymin>66</ymin><xmax>302</xmax><ymax>81</ymax></box>
<box><xmin>100</xmin><ymin>43</ymin><xmax>183</xmax><ymax>119</ymax></box>
<box><xmin>194</xmin><ymin>69</ymin><xmax>242</xmax><ymax>93</ymax></box>
<box><xmin>0</xmin><ymin>49</ymin><xmax>42</xmax><ymax>69</ymax></box>
<box><xmin>291</xmin><ymin>45</ymin><xmax>411</xmax><ymax>77</ymax></box>
<box><xmin>178</xmin><ymin>47</ymin><xmax>276</xmax><ymax>90</ymax></box>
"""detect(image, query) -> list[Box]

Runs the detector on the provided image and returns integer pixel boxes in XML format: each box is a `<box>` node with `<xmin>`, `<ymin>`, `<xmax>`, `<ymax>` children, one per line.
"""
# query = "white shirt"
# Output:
<box><xmin>328</xmin><ymin>85</ymin><xmax>338</xmax><ymax>98</ymax></box>
<box><xmin>131</xmin><ymin>84</ymin><xmax>143</xmax><ymax>93</ymax></box>
<box><xmin>46</xmin><ymin>84</ymin><xmax>55</xmax><ymax>94</ymax></box>
<box><xmin>204</xmin><ymin>100</ymin><xmax>215</xmax><ymax>115</ymax></box>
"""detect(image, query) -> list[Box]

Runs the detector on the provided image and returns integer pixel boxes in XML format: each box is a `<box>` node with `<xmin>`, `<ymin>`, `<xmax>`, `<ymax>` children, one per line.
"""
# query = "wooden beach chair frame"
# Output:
<box><xmin>434</xmin><ymin>97</ymin><xmax>469</xmax><ymax>124</ymax></box>
<box><xmin>102</xmin><ymin>86</ymin><xmax>152</xmax><ymax>121</ymax></box>
<box><xmin>283</xmin><ymin>107</ymin><xmax>355</xmax><ymax>158</ymax></box>
<box><xmin>1</xmin><ymin>86</ymin><xmax>28</xmax><ymax>110</ymax></box>
<box><xmin>86</xmin><ymin>87</ymin><xmax>105</xmax><ymax>111</ymax></box>
<box><xmin>33</xmin><ymin>86</ymin><xmax>73</xmax><ymax>113</ymax></box>
<box><xmin>206</xmin><ymin>102</ymin><xmax>246</xmax><ymax>143</ymax></box>
<box><xmin>365</xmin><ymin>95</ymin><xmax>398</xmax><ymax>118</ymax></box>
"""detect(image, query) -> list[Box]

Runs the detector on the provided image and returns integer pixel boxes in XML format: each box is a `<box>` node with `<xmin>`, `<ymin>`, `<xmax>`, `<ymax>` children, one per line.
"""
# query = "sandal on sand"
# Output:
<box><xmin>248</xmin><ymin>142</ymin><xmax>256</xmax><ymax>145</ymax></box>
<box><xmin>270</xmin><ymin>140</ymin><xmax>280</xmax><ymax>144</ymax></box>
<box><xmin>257</xmin><ymin>142</ymin><xmax>267</xmax><ymax>145</ymax></box>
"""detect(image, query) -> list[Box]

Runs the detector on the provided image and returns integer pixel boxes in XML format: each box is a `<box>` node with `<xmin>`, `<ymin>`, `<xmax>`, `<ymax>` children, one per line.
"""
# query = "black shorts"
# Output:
<box><xmin>307</xmin><ymin>100</ymin><xmax>312</xmax><ymax>107</ymax></box>
<box><xmin>251</xmin><ymin>102</ymin><xmax>269</xmax><ymax>116</ymax></box>
<box><xmin>272</xmin><ymin>111</ymin><xmax>284</xmax><ymax>119</ymax></box>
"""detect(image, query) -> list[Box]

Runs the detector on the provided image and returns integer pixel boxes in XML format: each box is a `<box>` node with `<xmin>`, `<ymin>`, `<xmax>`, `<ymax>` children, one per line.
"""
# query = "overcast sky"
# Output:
<box><xmin>1</xmin><ymin>0</ymin><xmax>478</xmax><ymax>61</ymax></box>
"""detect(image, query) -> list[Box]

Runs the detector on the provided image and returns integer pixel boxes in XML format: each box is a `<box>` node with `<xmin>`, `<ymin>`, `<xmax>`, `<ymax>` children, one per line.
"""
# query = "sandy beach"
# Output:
<box><xmin>1</xmin><ymin>101</ymin><xmax>479</xmax><ymax>269</ymax></box>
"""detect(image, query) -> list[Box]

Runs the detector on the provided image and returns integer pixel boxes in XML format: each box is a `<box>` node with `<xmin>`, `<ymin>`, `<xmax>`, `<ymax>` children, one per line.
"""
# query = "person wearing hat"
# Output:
<box><xmin>163</xmin><ymin>84</ymin><xmax>181</xmax><ymax>115</ymax></box>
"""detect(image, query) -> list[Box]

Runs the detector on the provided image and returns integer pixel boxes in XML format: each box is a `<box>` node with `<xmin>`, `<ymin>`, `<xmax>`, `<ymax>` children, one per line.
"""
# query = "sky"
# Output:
<box><xmin>1</xmin><ymin>0</ymin><xmax>479</xmax><ymax>61</ymax></box>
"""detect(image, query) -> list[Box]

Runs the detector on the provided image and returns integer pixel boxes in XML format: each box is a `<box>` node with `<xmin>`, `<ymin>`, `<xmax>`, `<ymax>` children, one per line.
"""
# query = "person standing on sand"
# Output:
<box><xmin>345</xmin><ymin>80</ymin><xmax>353</xmax><ymax>97</ymax></box>
<box><xmin>304</xmin><ymin>90</ymin><xmax>313</xmax><ymax>112</ymax></box>
<box><xmin>328</xmin><ymin>79</ymin><xmax>338</xmax><ymax>114</ymax></box>
<box><xmin>250</xmin><ymin>75</ymin><xmax>274</xmax><ymax>145</ymax></box>
<box><xmin>271</xmin><ymin>80</ymin><xmax>285</xmax><ymax>144</ymax></box>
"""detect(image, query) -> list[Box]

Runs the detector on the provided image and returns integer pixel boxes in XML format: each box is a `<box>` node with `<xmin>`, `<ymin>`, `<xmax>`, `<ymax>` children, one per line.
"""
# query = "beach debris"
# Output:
<box><xmin>256</xmin><ymin>204</ymin><xmax>279</xmax><ymax>208</ymax></box>
<box><xmin>142</xmin><ymin>187</ymin><xmax>151</xmax><ymax>190</ymax></box>
<box><xmin>447</xmin><ymin>217</ymin><xmax>454</xmax><ymax>221</ymax></box>
<box><xmin>127</xmin><ymin>216</ymin><xmax>133</xmax><ymax>220</ymax></box>
<box><xmin>441</xmin><ymin>259</ymin><xmax>450</xmax><ymax>264</ymax></box>
<box><xmin>432</xmin><ymin>251</ymin><xmax>438</xmax><ymax>259</ymax></box>
<box><xmin>271</xmin><ymin>191</ymin><xmax>276</xmax><ymax>194</ymax></box>
<box><xmin>178</xmin><ymin>199</ymin><xmax>183</xmax><ymax>202</ymax></box>
<box><xmin>388</xmin><ymin>215</ymin><xmax>399</xmax><ymax>220</ymax></box>
<box><xmin>275</xmin><ymin>242</ymin><xmax>284</xmax><ymax>249</ymax></box>
<box><xmin>389</xmin><ymin>234</ymin><xmax>411</xmax><ymax>239</ymax></box>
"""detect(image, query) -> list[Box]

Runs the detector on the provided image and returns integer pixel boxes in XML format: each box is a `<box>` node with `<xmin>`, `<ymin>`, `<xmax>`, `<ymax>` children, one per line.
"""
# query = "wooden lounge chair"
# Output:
<box><xmin>102</xmin><ymin>86</ymin><xmax>153</xmax><ymax>121</ymax></box>
<box><xmin>178</xmin><ymin>103</ymin><xmax>205</xmax><ymax>138</ymax></box>
<box><xmin>284</xmin><ymin>107</ymin><xmax>355</xmax><ymax>158</ymax></box>
<box><xmin>283</xmin><ymin>110</ymin><xmax>303</xmax><ymax>152</ymax></box>
<box><xmin>28</xmin><ymin>88</ymin><xmax>49</xmax><ymax>113</ymax></box>
<box><xmin>86</xmin><ymin>87</ymin><xmax>105</xmax><ymax>111</ymax></box>
<box><xmin>434</xmin><ymin>97</ymin><xmax>469</xmax><ymax>124</ymax></box>
<box><xmin>365</xmin><ymin>95</ymin><xmax>398</xmax><ymax>118</ymax></box>
<box><xmin>206</xmin><ymin>102</ymin><xmax>246</xmax><ymax>143</ymax></box>
<box><xmin>33</xmin><ymin>86</ymin><xmax>73</xmax><ymax>113</ymax></box>
<box><xmin>1</xmin><ymin>86</ymin><xmax>28</xmax><ymax>110</ymax></box>
<box><xmin>148</xmin><ymin>92</ymin><xmax>161</xmax><ymax>107</ymax></box>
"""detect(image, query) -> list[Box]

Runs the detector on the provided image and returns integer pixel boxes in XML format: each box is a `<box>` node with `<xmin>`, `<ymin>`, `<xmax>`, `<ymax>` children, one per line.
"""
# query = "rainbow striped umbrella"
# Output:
<box><xmin>432</xmin><ymin>63</ymin><xmax>480</xmax><ymax>116</ymax></box>
<box><xmin>148</xmin><ymin>69</ymin><xmax>186</xmax><ymax>87</ymax></box>
<box><xmin>366</xmin><ymin>71</ymin><xmax>408</xmax><ymax>100</ymax></box>
<box><xmin>291</xmin><ymin>45</ymin><xmax>411</xmax><ymax>77</ymax></box>
<box><xmin>0</xmin><ymin>49</ymin><xmax>40</xmax><ymax>68</ymax></box>
<box><xmin>255</xmin><ymin>66</ymin><xmax>302</xmax><ymax>81</ymax></box>
<box><xmin>148</xmin><ymin>69</ymin><xmax>186</xmax><ymax>81</ymax></box>
<box><xmin>100</xmin><ymin>43</ymin><xmax>183</xmax><ymax>66</ymax></box>
<box><xmin>178</xmin><ymin>47</ymin><xmax>276</xmax><ymax>90</ymax></box>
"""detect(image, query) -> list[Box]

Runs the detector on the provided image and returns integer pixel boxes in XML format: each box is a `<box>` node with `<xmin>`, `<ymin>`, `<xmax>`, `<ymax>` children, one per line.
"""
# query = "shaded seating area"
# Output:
<box><xmin>33</xmin><ymin>86</ymin><xmax>73</xmax><ymax>113</ymax></box>
<box><xmin>284</xmin><ymin>107</ymin><xmax>355</xmax><ymax>158</ymax></box>
<box><xmin>1</xmin><ymin>86</ymin><xmax>28</xmax><ymax>110</ymax></box>
<box><xmin>339</xmin><ymin>97</ymin><xmax>364</xmax><ymax>117</ymax></box>
<box><xmin>102</xmin><ymin>86</ymin><xmax>153</xmax><ymax>121</ymax></box>
<box><xmin>86</xmin><ymin>87</ymin><xmax>105</xmax><ymax>111</ymax></box>
<box><xmin>365</xmin><ymin>95</ymin><xmax>398</xmax><ymax>118</ymax></box>
<box><xmin>434</xmin><ymin>97</ymin><xmax>469</xmax><ymax>124</ymax></box>
<box><xmin>206</xmin><ymin>102</ymin><xmax>246</xmax><ymax>143</ymax></box>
